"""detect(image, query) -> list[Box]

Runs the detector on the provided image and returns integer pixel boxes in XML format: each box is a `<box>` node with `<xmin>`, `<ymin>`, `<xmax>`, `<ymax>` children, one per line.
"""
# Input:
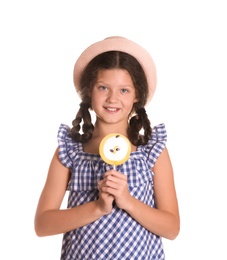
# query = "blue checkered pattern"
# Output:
<box><xmin>58</xmin><ymin>123</ymin><xmax>167</xmax><ymax>260</ymax></box>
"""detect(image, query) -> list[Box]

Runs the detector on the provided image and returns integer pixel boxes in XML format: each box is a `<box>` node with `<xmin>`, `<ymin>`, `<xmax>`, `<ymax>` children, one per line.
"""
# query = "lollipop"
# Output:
<box><xmin>99</xmin><ymin>133</ymin><xmax>131</xmax><ymax>169</ymax></box>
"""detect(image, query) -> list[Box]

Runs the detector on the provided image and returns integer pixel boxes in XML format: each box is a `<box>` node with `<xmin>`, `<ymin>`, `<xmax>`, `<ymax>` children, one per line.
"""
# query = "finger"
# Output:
<box><xmin>104</xmin><ymin>171</ymin><xmax>127</xmax><ymax>181</ymax></box>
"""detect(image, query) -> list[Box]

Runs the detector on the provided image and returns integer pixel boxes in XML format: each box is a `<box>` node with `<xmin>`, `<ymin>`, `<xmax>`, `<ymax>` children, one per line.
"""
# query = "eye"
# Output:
<box><xmin>98</xmin><ymin>85</ymin><xmax>108</xmax><ymax>91</ymax></box>
<box><xmin>121</xmin><ymin>88</ymin><xmax>129</xmax><ymax>94</ymax></box>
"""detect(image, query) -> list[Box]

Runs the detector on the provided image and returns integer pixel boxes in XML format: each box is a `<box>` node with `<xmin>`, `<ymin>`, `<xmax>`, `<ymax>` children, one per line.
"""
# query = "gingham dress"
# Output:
<box><xmin>58</xmin><ymin>123</ymin><xmax>167</xmax><ymax>260</ymax></box>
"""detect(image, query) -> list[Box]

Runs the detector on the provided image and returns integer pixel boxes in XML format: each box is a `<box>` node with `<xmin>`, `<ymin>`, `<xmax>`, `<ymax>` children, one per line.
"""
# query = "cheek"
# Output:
<box><xmin>91</xmin><ymin>91</ymin><xmax>98</xmax><ymax>103</ymax></box>
<box><xmin>91</xmin><ymin>93</ymin><xmax>103</xmax><ymax>111</ymax></box>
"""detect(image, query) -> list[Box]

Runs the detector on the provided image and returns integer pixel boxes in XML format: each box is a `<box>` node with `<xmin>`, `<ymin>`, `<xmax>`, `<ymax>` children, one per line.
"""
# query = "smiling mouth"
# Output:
<box><xmin>104</xmin><ymin>107</ymin><xmax>120</xmax><ymax>112</ymax></box>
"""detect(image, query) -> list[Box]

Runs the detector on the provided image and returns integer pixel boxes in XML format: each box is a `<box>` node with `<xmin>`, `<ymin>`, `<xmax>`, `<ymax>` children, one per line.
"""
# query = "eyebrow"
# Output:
<box><xmin>96</xmin><ymin>81</ymin><xmax>134</xmax><ymax>88</ymax></box>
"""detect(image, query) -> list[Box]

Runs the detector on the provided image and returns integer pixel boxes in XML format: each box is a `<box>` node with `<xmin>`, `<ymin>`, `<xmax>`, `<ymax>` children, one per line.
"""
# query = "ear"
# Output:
<box><xmin>133</xmin><ymin>97</ymin><xmax>139</xmax><ymax>103</ymax></box>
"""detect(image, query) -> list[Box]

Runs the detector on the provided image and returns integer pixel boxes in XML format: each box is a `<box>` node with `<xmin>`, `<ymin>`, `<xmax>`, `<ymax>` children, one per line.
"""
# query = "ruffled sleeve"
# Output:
<box><xmin>142</xmin><ymin>123</ymin><xmax>167</xmax><ymax>169</ymax></box>
<box><xmin>57</xmin><ymin>124</ymin><xmax>78</xmax><ymax>170</ymax></box>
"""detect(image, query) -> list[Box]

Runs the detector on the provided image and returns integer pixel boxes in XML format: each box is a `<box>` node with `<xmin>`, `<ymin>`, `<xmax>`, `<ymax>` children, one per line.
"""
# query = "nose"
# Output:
<box><xmin>106</xmin><ymin>90</ymin><xmax>118</xmax><ymax>103</ymax></box>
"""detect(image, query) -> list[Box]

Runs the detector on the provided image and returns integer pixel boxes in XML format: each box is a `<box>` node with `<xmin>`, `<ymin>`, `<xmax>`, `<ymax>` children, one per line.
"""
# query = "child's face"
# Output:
<box><xmin>91</xmin><ymin>69</ymin><xmax>138</xmax><ymax>125</ymax></box>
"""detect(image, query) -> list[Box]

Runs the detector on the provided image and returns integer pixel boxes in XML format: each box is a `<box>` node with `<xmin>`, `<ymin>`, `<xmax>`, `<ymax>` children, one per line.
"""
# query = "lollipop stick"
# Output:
<box><xmin>113</xmin><ymin>164</ymin><xmax>116</xmax><ymax>170</ymax></box>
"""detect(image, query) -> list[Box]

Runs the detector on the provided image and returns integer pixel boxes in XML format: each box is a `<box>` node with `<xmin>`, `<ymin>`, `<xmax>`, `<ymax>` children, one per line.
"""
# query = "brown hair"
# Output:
<box><xmin>70</xmin><ymin>51</ymin><xmax>152</xmax><ymax>146</ymax></box>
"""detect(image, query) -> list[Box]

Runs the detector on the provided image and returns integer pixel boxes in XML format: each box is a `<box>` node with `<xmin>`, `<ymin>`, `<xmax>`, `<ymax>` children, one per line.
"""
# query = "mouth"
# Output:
<box><xmin>104</xmin><ymin>107</ymin><xmax>120</xmax><ymax>112</ymax></box>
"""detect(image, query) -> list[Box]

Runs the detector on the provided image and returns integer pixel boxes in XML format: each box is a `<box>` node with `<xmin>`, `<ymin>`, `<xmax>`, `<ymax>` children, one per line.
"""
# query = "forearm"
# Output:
<box><xmin>124</xmin><ymin>196</ymin><xmax>180</xmax><ymax>240</ymax></box>
<box><xmin>35</xmin><ymin>200</ymin><xmax>106</xmax><ymax>237</ymax></box>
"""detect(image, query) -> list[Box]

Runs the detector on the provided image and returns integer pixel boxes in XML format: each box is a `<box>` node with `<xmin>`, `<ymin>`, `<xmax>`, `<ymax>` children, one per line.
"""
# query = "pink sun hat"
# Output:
<box><xmin>73</xmin><ymin>36</ymin><xmax>157</xmax><ymax>103</ymax></box>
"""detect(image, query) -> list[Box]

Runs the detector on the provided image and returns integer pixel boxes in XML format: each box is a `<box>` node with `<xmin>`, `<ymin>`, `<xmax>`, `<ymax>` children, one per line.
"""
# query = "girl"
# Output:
<box><xmin>34</xmin><ymin>36</ymin><xmax>180</xmax><ymax>259</ymax></box>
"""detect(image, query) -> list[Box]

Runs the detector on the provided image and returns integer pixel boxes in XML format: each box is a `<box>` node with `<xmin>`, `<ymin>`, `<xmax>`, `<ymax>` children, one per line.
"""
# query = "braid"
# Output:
<box><xmin>128</xmin><ymin>107</ymin><xmax>152</xmax><ymax>146</ymax></box>
<box><xmin>70</xmin><ymin>102</ymin><xmax>94</xmax><ymax>143</ymax></box>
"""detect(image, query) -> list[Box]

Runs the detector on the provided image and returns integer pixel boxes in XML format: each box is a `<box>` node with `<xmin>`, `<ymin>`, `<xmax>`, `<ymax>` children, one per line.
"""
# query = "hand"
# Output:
<box><xmin>99</xmin><ymin>169</ymin><xmax>132</xmax><ymax>210</ymax></box>
<box><xmin>97</xmin><ymin>179</ymin><xmax>114</xmax><ymax>215</ymax></box>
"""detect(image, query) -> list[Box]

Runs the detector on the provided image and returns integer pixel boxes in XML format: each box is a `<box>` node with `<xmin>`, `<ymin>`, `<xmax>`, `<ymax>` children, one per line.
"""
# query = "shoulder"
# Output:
<box><xmin>57</xmin><ymin>124</ymin><xmax>81</xmax><ymax>169</ymax></box>
<box><xmin>58</xmin><ymin>123</ymin><xmax>71</xmax><ymax>140</ymax></box>
<box><xmin>151</xmin><ymin>123</ymin><xmax>167</xmax><ymax>141</ymax></box>
<box><xmin>137</xmin><ymin>123</ymin><xmax>167</xmax><ymax>168</ymax></box>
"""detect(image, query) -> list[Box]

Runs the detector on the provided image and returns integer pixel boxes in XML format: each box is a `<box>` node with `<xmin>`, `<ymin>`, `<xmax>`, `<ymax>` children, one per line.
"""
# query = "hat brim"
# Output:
<box><xmin>73</xmin><ymin>36</ymin><xmax>157</xmax><ymax>103</ymax></box>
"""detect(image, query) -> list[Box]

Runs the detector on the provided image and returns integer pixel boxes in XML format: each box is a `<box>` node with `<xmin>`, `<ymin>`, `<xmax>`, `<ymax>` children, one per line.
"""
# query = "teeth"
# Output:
<box><xmin>106</xmin><ymin>107</ymin><xmax>117</xmax><ymax>111</ymax></box>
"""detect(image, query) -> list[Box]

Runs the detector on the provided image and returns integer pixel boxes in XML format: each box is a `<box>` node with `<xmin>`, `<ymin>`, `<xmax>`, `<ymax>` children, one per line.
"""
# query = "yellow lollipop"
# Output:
<box><xmin>99</xmin><ymin>133</ymin><xmax>131</xmax><ymax>169</ymax></box>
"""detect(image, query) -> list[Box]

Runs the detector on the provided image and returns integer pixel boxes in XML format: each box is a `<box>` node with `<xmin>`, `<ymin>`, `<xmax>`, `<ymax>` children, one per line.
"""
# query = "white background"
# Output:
<box><xmin>1</xmin><ymin>1</ymin><xmax>226</xmax><ymax>259</ymax></box>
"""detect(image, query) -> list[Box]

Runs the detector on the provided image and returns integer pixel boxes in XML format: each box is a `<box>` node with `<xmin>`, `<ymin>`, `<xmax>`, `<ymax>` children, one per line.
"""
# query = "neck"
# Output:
<box><xmin>93</xmin><ymin>121</ymin><xmax>129</xmax><ymax>138</ymax></box>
